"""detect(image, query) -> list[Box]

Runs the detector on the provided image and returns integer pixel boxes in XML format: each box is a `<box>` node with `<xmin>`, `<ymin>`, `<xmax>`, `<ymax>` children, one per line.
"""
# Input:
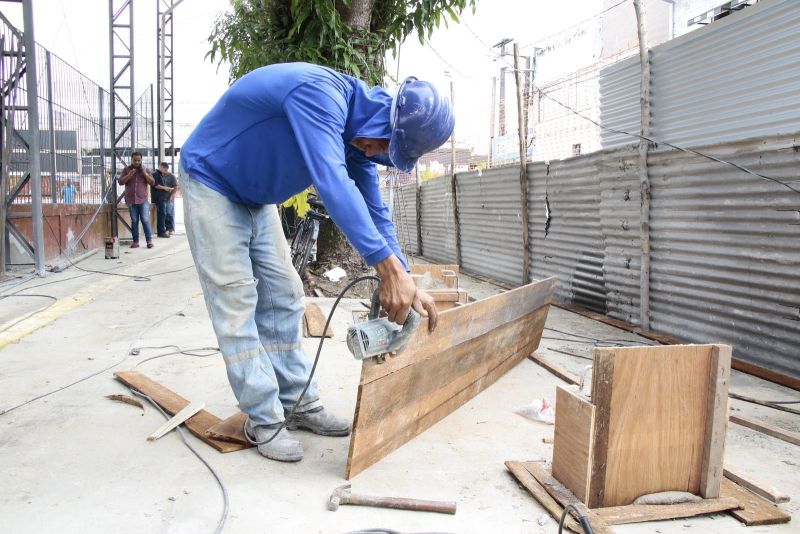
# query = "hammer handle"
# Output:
<box><xmin>345</xmin><ymin>494</ymin><xmax>456</xmax><ymax>515</ymax></box>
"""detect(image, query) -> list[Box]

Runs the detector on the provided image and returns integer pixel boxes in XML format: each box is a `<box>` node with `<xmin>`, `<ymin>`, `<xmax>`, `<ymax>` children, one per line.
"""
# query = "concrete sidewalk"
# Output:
<box><xmin>0</xmin><ymin>212</ymin><xmax>797</xmax><ymax>533</ymax></box>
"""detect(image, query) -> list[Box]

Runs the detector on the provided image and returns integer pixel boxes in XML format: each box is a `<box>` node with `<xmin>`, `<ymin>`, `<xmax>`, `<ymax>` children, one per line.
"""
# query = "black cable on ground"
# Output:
<box><xmin>244</xmin><ymin>274</ymin><xmax>380</xmax><ymax>446</ymax></box>
<box><xmin>129</xmin><ymin>389</ymin><xmax>229</xmax><ymax>534</ymax></box>
<box><xmin>559</xmin><ymin>503</ymin><xmax>594</xmax><ymax>534</ymax></box>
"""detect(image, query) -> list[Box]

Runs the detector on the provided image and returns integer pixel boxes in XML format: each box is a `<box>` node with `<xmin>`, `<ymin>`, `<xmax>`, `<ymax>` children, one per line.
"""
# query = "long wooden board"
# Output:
<box><xmin>589</xmin><ymin>345</ymin><xmax>729</xmax><ymax>507</ymax></box>
<box><xmin>552</xmin><ymin>386</ymin><xmax>595</xmax><ymax>503</ymax></box>
<box><xmin>730</xmin><ymin>413</ymin><xmax>800</xmax><ymax>447</ymax></box>
<box><xmin>114</xmin><ymin>371</ymin><xmax>248</xmax><ymax>453</ymax></box>
<box><xmin>724</xmin><ymin>467</ymin><xmax>790</xmax><ymax>504</ymax></box>
<box><xmin>346</xmin><ymin>277</ymin><xmax>557</xmax><ymax>479</ymax></box>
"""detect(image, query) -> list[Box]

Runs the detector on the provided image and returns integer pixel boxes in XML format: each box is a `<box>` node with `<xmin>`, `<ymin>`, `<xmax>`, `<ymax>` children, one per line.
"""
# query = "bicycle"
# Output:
<box><xmin>290</xmin><ymin>195</ymin><xmax>329</xmax><ymax>275</ymax></box>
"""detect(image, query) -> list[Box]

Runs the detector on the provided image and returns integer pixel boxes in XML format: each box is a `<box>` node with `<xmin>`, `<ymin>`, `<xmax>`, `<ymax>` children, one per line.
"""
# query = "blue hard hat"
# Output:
<box><xmin>389</xmin><ymin>77</ymin><xmax>455</xmax><ymax>173</ymax></box>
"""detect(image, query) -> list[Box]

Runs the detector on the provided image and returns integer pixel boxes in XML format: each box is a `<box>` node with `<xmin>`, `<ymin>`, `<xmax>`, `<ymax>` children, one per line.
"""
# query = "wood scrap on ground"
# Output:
<box><xmin>147</xmin><ymin>401</ymin><xmax>205</xmax><ymax>441</ymax></box>
<box><xmin>528</xmin><ymin>353</ymin><xmax>579</xmax><ymax>385</ymax></box>
<box><xmin>303</xmin><ymin>301</ymin><xmax>333</xmax><ymax>338</ymax></box>
<box><xmin>346</xmin><ymin>277</ymin><xmax>557</xmax><ymax>479</ymax></box>
<box><xmin>105</xmin><ymin>394</ymin><xmax>144</xmax><ymax>413</ymax></box>
<box><xmin>206</xmin><ymin>411</ymin><xmax>249</xmax><ymax>446</ymax></box>
<box><xmin>114</xmin><ymin>371</ymin><xmax>249</xmax><ymax>453</ymax></box>
<box><xmin>723</xmin><ymin>467</ymin><xmax>790</xmax><ymax>504</ymax></box>
<box><xmin>720</xmin><ymin>477</ymin><xmax>791</xmax><ymax>526</ymax></box>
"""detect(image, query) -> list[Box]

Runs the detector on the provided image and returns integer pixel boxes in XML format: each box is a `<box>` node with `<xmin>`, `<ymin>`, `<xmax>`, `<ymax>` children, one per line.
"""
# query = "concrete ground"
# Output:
<box><xmin>0</xmin><ymin>201</ymin><xmax>797</xmax><ymax>534</ymax></box>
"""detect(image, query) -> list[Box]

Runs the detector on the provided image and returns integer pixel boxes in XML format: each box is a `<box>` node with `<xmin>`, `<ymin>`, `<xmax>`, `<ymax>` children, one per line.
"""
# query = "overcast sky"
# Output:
<box><xmin>4</xmin><ymin>0</ymin><xmax>610</xmax><ymax>152</ymax></box>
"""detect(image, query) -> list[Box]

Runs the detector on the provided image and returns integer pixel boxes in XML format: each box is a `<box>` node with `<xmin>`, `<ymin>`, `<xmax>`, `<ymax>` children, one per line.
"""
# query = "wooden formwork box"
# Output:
<box><xmin>552</xmin><ymin>344</ymin><xmax>732</xmax><ymax>508</ymax></box>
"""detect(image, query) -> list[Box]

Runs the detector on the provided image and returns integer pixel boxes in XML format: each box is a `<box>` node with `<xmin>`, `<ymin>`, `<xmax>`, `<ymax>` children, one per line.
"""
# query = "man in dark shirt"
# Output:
<box><xmin>118</xmin><ymin>152</ymin><xmax>155</xmax><ymax>248</ymax></box>
<box><xmin>152</xmin><ymin>162</ymin><xmax>178</xmax><ymax>238</ymax></box>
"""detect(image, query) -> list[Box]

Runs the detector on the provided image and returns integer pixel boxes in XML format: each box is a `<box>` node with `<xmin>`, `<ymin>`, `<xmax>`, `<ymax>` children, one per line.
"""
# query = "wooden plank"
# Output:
<box><xmin>303</xmin><ymin>301</ymin><xmax>333</xmax><ymax>338</ymax></box>
<box><xmin>700</xmin><ymin>345</ymin><xmax>732</xmax><ymax>498</ymax></box>
<box><xmin>588</xmin><ymin>349</ymin><xmax>615</xmax><ymax>508</ymax></box>
<box><xmin>205</xmin><ymin>411</ymin><xmax>251</xmax><ymax>446</ymax></box>
<box><xmin>590</xmin><ymin>345</ymin><xmax>716</xmax><ymax>507</ymax></box>
<box><xmin>552</xmin><ymin>386</ymin><xmax>595</xmax><ymax>503</ymax></box>
<box><xmin>528</xmin><ymin>353</ymin><xmax>580</xmax><ymax>385</ymax></box>
<box><xmin>409</xmin><ymin>264</ymin><xmax>459</xmax><ymax>280</ymax></box>
<box><xmin>724</xmin><ymin>467</ymin><xmax>790</xmax><ymax>504</ymax></box>
<box><xmin>148</xmin><ymin>401</ymin><xmax>205</xmax><ymax>441</ymax></box>
<box><xmin>114</xmin><ymin>371</ymin><xmax>248</xmax><ymax>453</ymax></box>
<box><xmin>505</xmin><ymin>461</ymin><xmax>583</xmax><ymax>533</ymax></box>
<box><xmin>522</xmin><ymin>461</ymin><xmax>612</xmax><ymax>534</ymax></box>
<box><xmin>730</xmin><ymin>413</ymin><xmax>800</xmax><ymax>446</ymax></box>
<box><xmin>721</xmin><ymin>477</ymin><xmax>791</xmax><ymax>526</ymax></box>
<box><xmin>346</xmin><ymin>277</ymin><xmax>557</xmax><ymax>479</ymax></box>
<box><xmin>592</xmin><ymin>497</ymin><xmax>740</xmax><ymax>525</ymax></box>
<box><xmin>553</xmin><ymin>299</ymin><xmax>800</xmax><ymax>392</ymax></box>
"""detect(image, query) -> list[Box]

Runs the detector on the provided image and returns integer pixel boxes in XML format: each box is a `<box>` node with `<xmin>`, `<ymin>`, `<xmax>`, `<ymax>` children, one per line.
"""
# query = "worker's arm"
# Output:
<box><xmin>284</xmin><ymin>83</ymin><xmax>433</xmax><ymax>328</ymax></box>
<box><xmin>347</xmin><ymin>148</ymin><xmax>438</xmax><ymax>331</ymax></box>
<box><xmin>117</xmin><ymin>167</ymin><xmax>133</xmax><ymax>185</ymax></box>
<box><xmin>143</xmin><ymin>169</ymin><xmax>155</xmax><ymax>186</ymax></box>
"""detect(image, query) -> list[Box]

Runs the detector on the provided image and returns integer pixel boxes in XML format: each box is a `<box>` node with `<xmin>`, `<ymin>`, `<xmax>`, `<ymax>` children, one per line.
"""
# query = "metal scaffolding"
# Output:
<box><xmin>109</xmin><ymin>0</ymin><xmax>135</xmax><ymax>239</ymax></box>
<box><xmin>156</xmin><ymin>0</ymin><xmax>175</xmax><ymax>168</ymax></box>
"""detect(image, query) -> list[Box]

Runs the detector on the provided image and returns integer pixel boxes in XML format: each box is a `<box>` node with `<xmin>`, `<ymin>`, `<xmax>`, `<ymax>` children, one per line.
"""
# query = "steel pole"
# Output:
<box><xmin>22</xmin><ymin>0</ymin><xmax>45</xmax><ymax>274</ymax></box>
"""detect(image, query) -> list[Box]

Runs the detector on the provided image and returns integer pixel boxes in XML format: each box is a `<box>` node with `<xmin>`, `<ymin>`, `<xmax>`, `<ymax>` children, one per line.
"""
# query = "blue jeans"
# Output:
<box><xmin>165</xmin><ymin>201</ymin><xmax>175</xmax><ymax>232</ymax></box>
<box><xmin>180</xmin><ymin>164</ymin><xmax>320</xmax><ymax>425</ymax></box>
<box><xmin>154</xmin><ymin>199</ymin><xmax>167</xmax><ymax>235</ymax></box>
<box><xmin>128</xmin><ymin>201</ymin><xmax>153</xmax><ymax>244</ymax></box>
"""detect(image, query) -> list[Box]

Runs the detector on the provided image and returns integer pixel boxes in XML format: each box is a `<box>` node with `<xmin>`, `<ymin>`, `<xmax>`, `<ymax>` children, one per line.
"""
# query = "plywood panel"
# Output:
<box><xmin>346</xmin><ymin>277</ymin><xmax>556</xmax><ymax>479</ymax></box>
<box><xmin>552</xmin><ymin>386</ymin><xmax>595</xmax><ymax>503</ymax></box>
<box><xmin>590</xmin><ymin>345</ymin><xmax>716</xmax><ymax>507</ymax></box>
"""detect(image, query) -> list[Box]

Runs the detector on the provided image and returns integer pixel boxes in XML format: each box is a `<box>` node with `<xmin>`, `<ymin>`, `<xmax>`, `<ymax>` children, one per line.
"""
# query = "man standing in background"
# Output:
<box><xmin>152</xmin><ymin>162</ymin><xmax>178</xmax><ymax>238</ymax></box>
<box><xmin>118</xmin><ymin>152</ymin><xmax>155</xmax><ymax>249</ymax></box>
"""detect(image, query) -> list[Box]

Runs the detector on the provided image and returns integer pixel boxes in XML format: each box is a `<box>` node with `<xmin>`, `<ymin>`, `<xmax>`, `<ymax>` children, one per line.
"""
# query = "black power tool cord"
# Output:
<box><xmin>244</xmin><ymin>274</ymin><xmax>380</xmax><ymax>446</ymax></box>
<box><xmin>559</xmin><ymin>503</ymin><xmax>595</xmax><ymax>534</ymax></box>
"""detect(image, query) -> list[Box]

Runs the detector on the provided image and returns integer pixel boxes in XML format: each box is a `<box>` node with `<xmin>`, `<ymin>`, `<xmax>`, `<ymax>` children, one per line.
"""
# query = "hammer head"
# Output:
<box><xmin>328</xmin><ymin>483</ymin><xmax>351</xmax><ymax>511</ymax></box>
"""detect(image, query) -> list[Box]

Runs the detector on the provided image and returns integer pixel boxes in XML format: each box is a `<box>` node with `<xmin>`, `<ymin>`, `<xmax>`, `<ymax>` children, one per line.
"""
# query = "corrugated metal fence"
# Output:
<box><xmin>601</xmin><ymin>0</ymin><xmax>800</xmax><ymax>149</ymax></box>
<box><xmin>391</xmin><ymin>135</ymin><xmax>799</xmax><ymax>377</ymax></box>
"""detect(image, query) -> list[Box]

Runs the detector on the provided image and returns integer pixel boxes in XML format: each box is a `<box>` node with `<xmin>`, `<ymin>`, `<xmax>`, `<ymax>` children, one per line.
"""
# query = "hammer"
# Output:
<box><xmin>328</xmin><ymin>484</ymin><xmax>456</xmax><ymax>515</ymax></box>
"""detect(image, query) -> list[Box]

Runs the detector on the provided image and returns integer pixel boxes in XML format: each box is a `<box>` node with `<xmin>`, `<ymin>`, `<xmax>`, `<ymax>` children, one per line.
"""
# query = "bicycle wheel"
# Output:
<box><xmin>292</xmin><ymin>222</ymin><xmax>315</xmax><ymax>274</ymax></box>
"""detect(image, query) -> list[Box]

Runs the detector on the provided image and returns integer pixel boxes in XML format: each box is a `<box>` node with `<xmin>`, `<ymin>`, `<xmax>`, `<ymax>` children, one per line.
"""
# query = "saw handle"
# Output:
<box><xmin>368</xmin><ymin>287</ymin><xmax>422</xmax><ymax>353</ymax></box>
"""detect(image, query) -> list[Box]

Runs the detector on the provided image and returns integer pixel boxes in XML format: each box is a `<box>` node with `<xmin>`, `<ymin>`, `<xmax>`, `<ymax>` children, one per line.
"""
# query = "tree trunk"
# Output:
<box><xmin>314</xmin><ymin>0</ymin><xmax>377</xmax><ymax>276</ymax></box>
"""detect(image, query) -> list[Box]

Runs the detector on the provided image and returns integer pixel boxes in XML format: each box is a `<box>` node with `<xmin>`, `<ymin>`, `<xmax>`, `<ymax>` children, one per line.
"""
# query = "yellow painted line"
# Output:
<box><xmin>0</xmin><ymin>274</ymin><xmax>129</xmax><ymax>351</ymax></box>
<box><xmin>0</xmin><ymin>244</ymin><xmax>193</xmax><ymax>351</ymax></box>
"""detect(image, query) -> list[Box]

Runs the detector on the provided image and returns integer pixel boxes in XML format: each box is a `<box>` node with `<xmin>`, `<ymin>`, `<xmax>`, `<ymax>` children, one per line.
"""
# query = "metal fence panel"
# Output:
<box><xmin>597</xmin><ymin>147</ymin><xmax>641</xmax><ymax>324</ymax></box>
<box><xmin>419</xmin><ymin>177</ymin><xmax>457</xmax><ymax>264</ymax></box>
<box><xmin>458</xmin><ymin>166</ymin><xmax>524</xmax><ymax>286</ymax></box>
<box><xmin>649</xmin><ymin>136</ymin><xmax>800</xmax><ymax>377</ymax></box>
<box><xmin>651</xmin><ymin>0</ymin><xmax>800</xmax><ymax>148</ymax></box>
<box><xmin>528</xmin><ymin>154</ymin><xmax>607</xmax><ymax>312</ymax></box>
<box><xmin>598</xmin><ymin>56</ymin><xmax>639</xmax><ymax>150</ymax></box>
<box><xmin>600</xmin><ymin>0</ymin><xmax>800</xmax><ymax>151</ymax></box>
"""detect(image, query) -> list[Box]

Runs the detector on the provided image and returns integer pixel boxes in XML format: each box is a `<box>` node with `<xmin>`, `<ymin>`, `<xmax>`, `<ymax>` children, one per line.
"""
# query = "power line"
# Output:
<box><xmin>519</xmin><ymin>0</ymin><xmax>631</xmax><ymax>49</ymax></box>
<box><xmin>463</xmin><ymin>21</ymin><xmax>800</xmax><ymax>195</ymax></box>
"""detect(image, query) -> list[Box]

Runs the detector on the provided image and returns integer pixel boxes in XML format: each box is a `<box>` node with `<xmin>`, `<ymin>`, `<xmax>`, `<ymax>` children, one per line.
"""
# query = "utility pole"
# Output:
<box><xmin>634</xmin><ymin>0</ymin><xmax>652</xmax><ymax>329</ymax></box>
<box><xmin>514</xmin><ymin>43</ymin><xmax>530</xmax><ymax>284</ymax></box>
<box><xmin>494</xmin><ymin>38</ymin><xmax>512</xmax><ymax>137</ymax></box>
<box><xmin>489</xmin><ymin>76</ymin><xmax>496</xmax><ymax>166</ymax></box>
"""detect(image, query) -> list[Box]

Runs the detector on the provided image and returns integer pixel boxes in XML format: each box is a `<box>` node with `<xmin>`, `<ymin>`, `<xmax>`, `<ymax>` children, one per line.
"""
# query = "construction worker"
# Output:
<box><xmin>179</xmin><ymin>62</ymin><xmax>454</xmax><ymax>462</ymax></box>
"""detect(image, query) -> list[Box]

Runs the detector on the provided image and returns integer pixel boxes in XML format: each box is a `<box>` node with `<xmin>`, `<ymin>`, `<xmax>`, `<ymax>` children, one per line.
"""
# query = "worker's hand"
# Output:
<box><xmin>412</xmin><ymin>288</ymin><xmax>438</xmax><ymax>333</ymax></box>
<box><xmin>374</xmin><ymin>255</ymin><xmax>416</xmax><ymax>326</ymax></box>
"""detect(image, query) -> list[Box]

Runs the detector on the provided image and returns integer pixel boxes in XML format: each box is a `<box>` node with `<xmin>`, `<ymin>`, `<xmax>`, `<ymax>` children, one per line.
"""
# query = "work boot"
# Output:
<box><xmin>285</xmin><ymin>406</ymin><xmax>351</xmax><ymax>437</ymax></box>
<box><xmin>245</xmin><ymin>420</ymin><xmax>303</xmax><ymax>462</ymax></box>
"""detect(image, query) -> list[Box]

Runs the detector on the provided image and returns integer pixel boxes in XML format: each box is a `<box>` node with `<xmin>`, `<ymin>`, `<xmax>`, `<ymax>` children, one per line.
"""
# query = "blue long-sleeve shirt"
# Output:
<box><xmin>180</xmin><ymin>62</ymin><xmax>406</xmax><ymax>268</ymax></box>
